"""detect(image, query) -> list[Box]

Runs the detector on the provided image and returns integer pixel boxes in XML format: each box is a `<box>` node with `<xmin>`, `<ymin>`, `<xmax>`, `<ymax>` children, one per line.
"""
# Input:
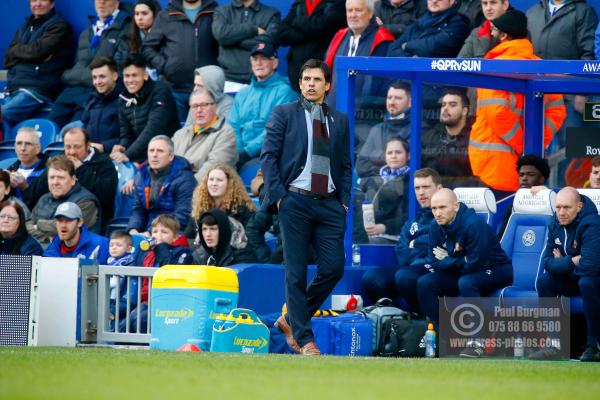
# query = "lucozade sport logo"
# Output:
<box><xmin>155</xmin><ymin>308</ymin><xmax>194</xmax><ymax>325</ymax></box>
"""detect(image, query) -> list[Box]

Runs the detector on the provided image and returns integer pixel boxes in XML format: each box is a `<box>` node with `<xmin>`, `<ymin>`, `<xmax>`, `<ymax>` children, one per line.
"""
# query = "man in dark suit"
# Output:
<box><xmin>261</xmin><ymin>59</ymin><xmax>352</xmax><ymax>356</ymax></box>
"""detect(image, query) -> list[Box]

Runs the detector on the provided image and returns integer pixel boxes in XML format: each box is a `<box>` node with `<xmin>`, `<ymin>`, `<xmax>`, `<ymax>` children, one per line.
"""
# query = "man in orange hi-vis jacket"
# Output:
<box><xmin>469</xmin><ymin>9</ymin><xmax>566</xmax><ymax>195</ymax></box>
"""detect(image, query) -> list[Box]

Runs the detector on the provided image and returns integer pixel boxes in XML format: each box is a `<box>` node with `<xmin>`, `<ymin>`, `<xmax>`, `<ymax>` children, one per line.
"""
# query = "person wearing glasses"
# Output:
<box><xmin>172</xmin><ymin>88</ymin><xmax>238</xmax><ymax>182</ymax></box>
<box><xmin>228</xmin><ymin>43</ymin><xmax>296</xmax><ymax>170</ymax></box>
<box><xmin>110</xmin><ymin>54</ymin><xmax>179</xmax><ymax>164</ymax></box>
<box><xmin>0</xmin><ymin>200</ymin><xmax>42</xmax><ymax>256</ymax></box>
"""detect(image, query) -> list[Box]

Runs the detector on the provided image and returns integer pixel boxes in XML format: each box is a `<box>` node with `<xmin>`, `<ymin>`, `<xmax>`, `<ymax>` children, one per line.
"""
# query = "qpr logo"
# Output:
<box><xmin>522</xmin><ymin>230</ymin><xmax>536</xmax><ymax>247</ymax></box>
<box><xmin>410</xmin><ymin>222</ymin><xmax>419</xmax><ymax>236</ymax></box>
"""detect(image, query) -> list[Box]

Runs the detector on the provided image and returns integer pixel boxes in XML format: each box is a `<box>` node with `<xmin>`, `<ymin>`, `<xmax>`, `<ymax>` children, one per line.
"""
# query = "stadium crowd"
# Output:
<box><xmin>1</xmin><ymin>0</ymin><xmax>599</xmax><ymax>360</ymax></box>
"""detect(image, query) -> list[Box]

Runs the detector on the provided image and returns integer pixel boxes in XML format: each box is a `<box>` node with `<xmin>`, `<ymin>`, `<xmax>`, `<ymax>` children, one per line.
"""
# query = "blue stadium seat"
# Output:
<box><xmin>0</xmin><ymin>141</ymin><xmax>15</xmax><ymax>160</ymax></box>
<box><xmin>11</xmin><ymin>118</ymin><xmax>59</xmax><ymax>149</ymax></box>
<box><xmin>113</xmin><ymin>161</ymin><xmax>137</xmax><ymax>219</ymax></box>
<box><xmin>239</xmin><ymin>160</ymin><xmax>260</xmax><ymax>191</ymax></box>
<box><xmin>497</xmin><ymin>188</ymin><xmax>556</xmax><ymax>306</ymax></box>
<box><xmin>105</xmin><ymin>217</ymin><xmax>129</xmax><ymax>238</ymax></box>
<box><xmin>454</xmin><ymin>187</ymin><xmax>497</xmax><ymax>225</ymax></box>
<box><xmin>43</xmin><ymin>141</ymin><xmax>65</xmax><ymax>158</ymax></box>
<box><xmin>0</xmin><ymin>157</ymin><xmax>17</xmax><ymax>169</ymax></box>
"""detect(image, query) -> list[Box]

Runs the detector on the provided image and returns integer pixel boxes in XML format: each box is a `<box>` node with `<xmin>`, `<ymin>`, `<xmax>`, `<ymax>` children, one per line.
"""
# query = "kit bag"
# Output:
<box><xmin>378</xmin><ymin>317</ymin><xmax>428</xmax><ymax>357</ymax></box>
<box><xmin>358</xmin><ymin>298</ymin><xmax>412</xmax><ymax>353</ymax></box>
<box><xmin>312</xmin><ymin>313</ymin><xmax>373</xmax><ymax>356</ymax></box>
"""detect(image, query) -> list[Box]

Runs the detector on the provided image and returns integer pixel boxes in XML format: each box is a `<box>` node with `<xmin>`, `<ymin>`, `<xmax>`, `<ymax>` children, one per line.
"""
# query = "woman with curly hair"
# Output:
<box><xmin>184</xmin><ymin>164</ymin><xmax>256</xmax><ymax>243</ymax></box>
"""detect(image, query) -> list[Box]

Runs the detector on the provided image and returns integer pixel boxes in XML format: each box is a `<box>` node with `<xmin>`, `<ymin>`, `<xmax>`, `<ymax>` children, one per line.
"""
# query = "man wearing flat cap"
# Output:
<box><xmin>468</xmin><ymin>9</ymin><xmax>566</xmax><ymax>198</ymax></box>
<box><xmin>43</xmin><ymin>202</ymin><xmax>109</xmax><ymax>262</ymax></box>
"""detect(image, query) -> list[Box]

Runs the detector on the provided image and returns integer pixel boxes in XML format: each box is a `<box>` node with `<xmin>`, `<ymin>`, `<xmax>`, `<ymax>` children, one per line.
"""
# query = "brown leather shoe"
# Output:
<box><xmin>300</xmin><ymin>341</ymin><xmax>321</xmax><ymax>356</ymax></box>
<box><xmin>275</xmin><ymin>315</ymin><xmax>301</xmax><ymax>353</ymax></box>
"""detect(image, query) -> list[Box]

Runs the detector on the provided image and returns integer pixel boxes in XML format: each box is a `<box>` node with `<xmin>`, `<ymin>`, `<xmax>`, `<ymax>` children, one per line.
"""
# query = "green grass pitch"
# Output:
<box><xmin>1</xmin><ymin>347</ymin><xmax>599</xmax><ymax>400</ymax></box>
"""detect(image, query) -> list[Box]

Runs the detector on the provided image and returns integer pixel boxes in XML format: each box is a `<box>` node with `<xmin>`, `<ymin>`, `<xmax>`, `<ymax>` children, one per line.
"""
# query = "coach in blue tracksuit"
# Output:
<box><xmin>534</xmin><ymin>187</ymin><xmax>600</xmax><ymax>362</ymax></box>
<box><xmin>361</xmin><ymin>168</ymin><xmax>441</xmax><ymax>308</ymax></box>
<box><xmin>417</xmin><ymin>188</ymin><xmax>513</xmax><ymax>323</ymax></box>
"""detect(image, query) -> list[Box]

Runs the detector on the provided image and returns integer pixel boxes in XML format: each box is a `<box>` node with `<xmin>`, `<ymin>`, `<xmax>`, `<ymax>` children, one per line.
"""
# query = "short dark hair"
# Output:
<box><xmin>442</xmin><ymin>87</ymin><xmax>470</xmax><ymax>109</ymax></box>
<box><xmin>110</xmin><ymin>231</ymin><xmax>133</xmax><ymax>247</ymax></box>
<box><xmin>63</xmin><ymin>126</ymin><xmax>90</xmax><ymax>144</ymax></box>
<box><xmin>592</xmin><ymin>156</ymin><xmax>600</xmax><ymax>168</ymax></box>
<box><xmin>0</xmin><ymin>170</ymin><xmax>10</xmax><ymax>188</ymax></box>
<box><xmin>47</xmin><ymin>155</ymin><xmax>75</xmax><ymax>177</ymax></box>
<box><xmin>414</xmin><ymin>168</ymin><xmax>442</xmax><ymax>186</ymax></box>
<box><xmin>516</xmin><ymin>154</ymin><xmax>550</xmax><ymax>181</ymax></box>
<box><xmin>389</xmin><ymin>80</ymin><xmax>411</xmax><ymax>95</ymax></box>
<box><xmin>89</xmin><ymin>56</ymin><xmax>118</xmax><ymax>73</ymax></box>
<box><xmin>122</xmin><ymin>53</ymin><xmax>147</xmax><ymax>70</ymax></box>
<box><xmin>199</xmin><ymin>213</ymin><xmax>218</xmax><ymax>226</ymax></box>
<box><xmin>299</xmin><ymin>59</ymin><xmax>331</xmax><ymax>83</ymax></box>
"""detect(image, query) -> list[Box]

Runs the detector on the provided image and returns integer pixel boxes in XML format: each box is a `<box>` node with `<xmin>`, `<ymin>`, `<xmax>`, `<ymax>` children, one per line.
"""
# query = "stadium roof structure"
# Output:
<box><xmin>335</xmin><ymin>56</ymin><xmax>600</xmax><ymax>250</ymax></box>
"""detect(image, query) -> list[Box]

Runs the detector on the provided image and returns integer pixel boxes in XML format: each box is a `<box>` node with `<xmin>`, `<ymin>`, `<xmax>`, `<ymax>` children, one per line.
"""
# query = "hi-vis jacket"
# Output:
<box><xmin>469</xmin><ymin>38</ymin><xmax>566</xmax><ymax>192</ymax></box>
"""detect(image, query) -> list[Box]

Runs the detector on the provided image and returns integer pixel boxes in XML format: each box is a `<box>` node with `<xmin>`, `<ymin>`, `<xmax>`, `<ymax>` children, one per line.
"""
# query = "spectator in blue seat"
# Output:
<box><xmin>48</xmin><ymin>0</ymin><xmax>131</xmax><ymax>127</ymax></box>
<box><xmin>173</xmin><ymin>89</ymin><xmax>238</xmax><ymax>182</ymax></box>
<box><xmin>212</xmin><ymin>0</ymin><xmax>281</xmax><ymax>87</ymax></box>
<box><xmin>388</xmin><ymin>0</ymin><xmax>470</xmax><ymax>58</ymax></box>
<box><xmin>142</xmin><ymin>0</ymin><xmax>219</xmax><ymax>122</ymax></box>
<box><xmin>0</xmin><ymin>200</ymin><xmax>42</xmax><ymax>256</ymax></box>
<box><xmin>44</xmin><ymin>202</ymin><xmax>109</xmax><ymax>263</ymax></box>
<box><xmin>458</xmin><ymin>0</ymin><xmax>510</xmax><ymax>58</ymax></box>
<box><xmin>81</xmin><ymin>56</ymin><xmax>123</xmax><ymax>155</ymax></box>
<box><xmin>24</xmin><ymin>127</ymin><xmax>118</xmax><ymax>231</ymax></box>
<box><xmin>184</xmin><ymin>66</ymin><xmax>234</xmax><ymax>125</ymax></box>
<box><xmin>527</xmin><ymin>0</ymin><xmax>597</xmax><ymax>61</ymax></box>
<box><xmin>106</xmin><ymin>231</ymin><xmax>137</xmax><ymax>330</ymax></box>
<box><xmin>27</xmin><ymin>155</ymin><xmax>101</xmax><ymax>245</ymax></box>
<box><xmin>111</xmin><ymin>54</ymin><xmax>179</xmax><ymax>164</ymax></box>
<box><xmin>324</xmin><ymin>0</ymin><xmax>395</xmax><ymax>107</ymax></box>
<box><xmin>127</xmin><ymin>135</ymin><xmax>196</xmax><ymax>237</ymax></box>
<box><xmin>361</xmin><ymin>167</ymin><xmax>441</xmax><ymax>306</ymax></box>
<box><xmin>228</xmin><ymin>43</ymin><xmax>297</xmax><ymax>170</ymax></box>
<box><xmin>357</xmin><ymin>81</ymin><xmax>411</xmax><ymax>179</ymax></box>
<box><xmin>374</xmin><ymin>0</ymin><xmax>425</xmax><ymax>39</ymax></box>
<box><xmin>416</xmin><ymin>188</ymin><xmax>512</xmax><ymax>352</ymax></box>
<box><xmin>421</xmin><ymin>89</ymin><xmax>476</xmax><ymax>188</ymax></box>
<box><xmin>2</xmin><ymin>0</ymin><xmax>72</xmax><ymax>132</ymax></box>
<box><xmin>278</xmin><ymin>0</ymin><xmax>347</xmax><ymax>92</ymax></box>
<box><xmin>530</xmin><ymin>187</ymin><xmax>600</xmax><ymax>362</ymax></box>
<box><xmin>7</xmin><ymin>127</ymin><xmax>46</xmax><ymax>208</ymax></box>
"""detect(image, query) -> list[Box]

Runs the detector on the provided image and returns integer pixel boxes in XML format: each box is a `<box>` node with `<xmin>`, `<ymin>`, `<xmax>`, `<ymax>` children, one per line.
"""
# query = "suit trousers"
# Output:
<box><xmin>278</xmin><ymin>191</ymin><xmax>346</xmax><ymax>347</ymax></box>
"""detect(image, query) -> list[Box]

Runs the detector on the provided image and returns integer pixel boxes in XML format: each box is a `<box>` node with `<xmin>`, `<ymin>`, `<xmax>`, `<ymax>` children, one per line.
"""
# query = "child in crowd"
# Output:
<box><xmin>193</xmin><ymin>209</ymin><xmax>254</xmax><ymax>266</ymax></box>
<box><xmin>131</xmin><ymin>215</ymin><xmax>194</xmax><ymax>333</ymax></box>
<box><xmin>107</xmin><ymin>231</ymin><xmax>136</xmax><ymax>331</ymax></box>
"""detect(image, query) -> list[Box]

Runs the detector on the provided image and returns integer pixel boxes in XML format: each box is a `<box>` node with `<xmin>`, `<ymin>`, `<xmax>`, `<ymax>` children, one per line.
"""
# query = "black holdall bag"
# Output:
<box><xmin>359</xmin><ymin>298</ymin><xmax>428</xmax><ymax>357</ymax></box>
<box><xmin>379</xmin><ymin>317</ymin><xmax>428</xmax><ymax>357</ymax></box>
